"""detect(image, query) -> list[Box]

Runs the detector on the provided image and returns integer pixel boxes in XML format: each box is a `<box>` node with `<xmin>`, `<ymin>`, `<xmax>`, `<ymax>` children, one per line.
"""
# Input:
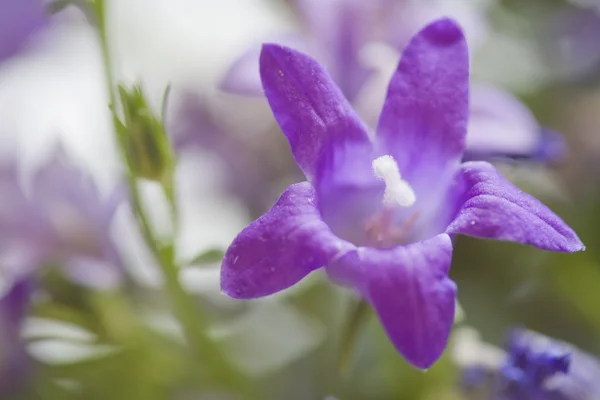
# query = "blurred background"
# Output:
<box><xmin>1</xmin><ymin>0</ymin><xmax>600</xmax><ymax>399</ymax></box>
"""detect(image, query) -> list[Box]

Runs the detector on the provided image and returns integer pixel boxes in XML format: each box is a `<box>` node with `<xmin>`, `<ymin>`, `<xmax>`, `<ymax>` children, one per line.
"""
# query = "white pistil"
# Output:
<box><xmin>372</xmin><ymin>155</ymin><xmax>416</xmax><ymax>208</ymax></box>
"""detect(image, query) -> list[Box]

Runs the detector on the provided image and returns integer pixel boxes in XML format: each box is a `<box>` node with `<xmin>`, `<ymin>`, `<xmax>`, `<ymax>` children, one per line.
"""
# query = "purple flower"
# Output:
<box><xmin>166</xmin><ymin>91</ymin><xmax>294</xmax><ymax>215</ymax></box>
<box><xmin>466</xmin><ymin>83</ymin><xmax>566</xmax><ymax>163</ymax></box>
<box><xmin>220</xmin><ymin>19</ymin><xmax>584</xmax><ymax>369</ymax></box>
<box><xmin>222</xmin><ymin>0</ymin><xmax>488</xmax><ymax>100</ymax></box>
<box><xmin>221</xmin><ymin>1</ymin><xmax>564</xmax><ymax>164</ymax></box>
<box><xmin>0</xmin><ymin>148</ymin><xmax>125</xmax><ymax>290</ymax></box>
<box><xmin>461</xmin><ymin>329</ymin><xmax>600</xmax><ymax>400</ymax></box>
<box><xmin>0</xmin><ymin>0</ymin><xmax>47</xmax><ymax>62</ymax></box>
<box><xmin>221</xmin><ymin>0</ymin><xmax>378</xmax><ymax>101</ymax></box>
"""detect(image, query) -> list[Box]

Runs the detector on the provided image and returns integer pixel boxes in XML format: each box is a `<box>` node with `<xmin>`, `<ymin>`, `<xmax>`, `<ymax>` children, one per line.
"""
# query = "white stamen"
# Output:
<box><xmin>372</xmin><ymin>155</ymin><xmax>416</xmax><ymax>207</ymax></box>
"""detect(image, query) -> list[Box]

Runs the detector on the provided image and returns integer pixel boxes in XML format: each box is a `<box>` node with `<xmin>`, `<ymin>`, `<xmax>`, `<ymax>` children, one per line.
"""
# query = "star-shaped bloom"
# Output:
<box><xmin>220</xmin><ymin>19</ymin><xmax>584</xmax><ymax>369</ymax></box>
<box><xmin>0</xmin><ymin>148</ymin><xmax>125</xmax><ymax>290</ymax></box>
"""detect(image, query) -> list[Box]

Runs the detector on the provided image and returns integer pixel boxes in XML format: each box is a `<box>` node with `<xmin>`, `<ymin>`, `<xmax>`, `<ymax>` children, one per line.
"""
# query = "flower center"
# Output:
<box><xmin>366</xmin><ymin>155</ymin><xmax>418</xmax><ymax>248</ymax></box>
<box><xmin>372</xmin><ymin>155</ymin><xmax>416</xmax><ymax>208</ymax></box>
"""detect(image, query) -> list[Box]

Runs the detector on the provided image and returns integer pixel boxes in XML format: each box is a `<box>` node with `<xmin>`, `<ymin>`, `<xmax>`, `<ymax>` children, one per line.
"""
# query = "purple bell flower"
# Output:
<box><xmin>220</xmin><ymin>19</ymin><xmax>584</xmax><ymax>369</ymax></box>
<box><xmin>0</xmin><ymin>148</ymin><xmax>125</xmax><ymax>290</ymax></box>
<box><xmin>0</xmin><ymin>0</ymin><xmax>47</xmax><ymax>62</ymax></box>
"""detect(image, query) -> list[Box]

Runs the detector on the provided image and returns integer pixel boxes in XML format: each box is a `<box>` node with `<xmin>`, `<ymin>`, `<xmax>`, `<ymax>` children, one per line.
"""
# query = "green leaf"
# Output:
<box><xmin>187</xmin><ymin>248</ymin><xmax>226</xmax><ymax>266</ymax></box>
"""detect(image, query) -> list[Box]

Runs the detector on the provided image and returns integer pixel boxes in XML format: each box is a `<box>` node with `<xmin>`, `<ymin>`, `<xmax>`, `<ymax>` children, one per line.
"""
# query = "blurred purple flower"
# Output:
<box><xmin>221</xmin><ymin>0</ymin><xmax>487</xmax><ymax>100</ymax></box>
<box><xmin>0</xmin><ymin>0</ymin><xmax>47</xmax><ymax>62</ymax></box>
<box><xmin>166</xmin><ymin>92</ymin><xmax>293</xmax><ymax>215</ymax></box>
<box><xmin>221</xmin><ymin>0</ymin><xmax>564</xmax><ymax>164</ymax></box>
<box><xmin>462</xmin><ymin>329</ymin><xmax>600</xmax><ymax>400</ymax></box>
<box><xmin>0</xmin><ymin>148</ymin><xmax>125</xmax><ymax>290</ymax></box>
<box><xmin>466</xmin><ymin>83</ymin><xmax>567</xmax><ymax>163</ymax></box>
<box><xmin>220</xmin><ymin>0</ymin><xmax>379</xmax><ymax>101</ymax></box>
<box><xmin>220</xmin><ymin>20</ymin><xmax>583</xmax><ymax>369</ymax></box>
<box><xmin>0</xmin><ymin>279</ymin><xmax>33</xmax><ymax>395</ymax></box>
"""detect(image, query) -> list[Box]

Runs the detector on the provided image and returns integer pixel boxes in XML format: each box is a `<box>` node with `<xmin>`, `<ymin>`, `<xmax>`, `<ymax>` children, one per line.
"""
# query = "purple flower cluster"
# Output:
<box><xmin>462</xmin><ymin>329</ymin><xmax>600</xmax><ymax>400</ymax></box>
<box><xmin>220</xmin><ymin>19</ymin><xmax>584</xmax><ymax>369</ymax></box>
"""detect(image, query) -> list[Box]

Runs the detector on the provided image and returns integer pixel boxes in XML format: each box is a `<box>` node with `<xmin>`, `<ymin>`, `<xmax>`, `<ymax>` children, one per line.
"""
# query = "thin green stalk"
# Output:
<box><xmin>337</xmin><ymin>299</ymin><xmax>371</xmax><ymax>377</ymax></box>
<box><xmin>92</xmin><ymin>1</ymin><xmax>258</xmax><ymax>397</ymax></box>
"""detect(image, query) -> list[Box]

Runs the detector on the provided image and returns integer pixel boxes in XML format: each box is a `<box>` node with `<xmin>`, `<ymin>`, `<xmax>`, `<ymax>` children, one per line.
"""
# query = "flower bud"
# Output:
<box><xmin>118</xmin><ymin>84</ymin><xmax>174</xmax><ymax>182</ymax></box>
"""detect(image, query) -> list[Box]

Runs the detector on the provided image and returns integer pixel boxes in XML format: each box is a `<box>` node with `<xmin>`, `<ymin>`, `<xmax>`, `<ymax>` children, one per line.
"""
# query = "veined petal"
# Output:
<box><xmin>326</xmin><ymin>234</ymin><xmax>457</xmax><ymax>369</ymax></box>
<box><xmin>445</xmin><ymin>161</ymin><xmax>584</xmax><ymax>252</ymax></box>
<box><xmin>376</xmin><ymin>18</ymin><xmax>469</xmax><ymax>193</ymax></box>
<box><xmin>260</xmin><ymin>44</ymin><xmax>371</xmax><ymax>180</ymax></box>
<box><xmin>221</xmin><ymin>182</ymin><xmax>354</xmax><ymax>299</ymax></box>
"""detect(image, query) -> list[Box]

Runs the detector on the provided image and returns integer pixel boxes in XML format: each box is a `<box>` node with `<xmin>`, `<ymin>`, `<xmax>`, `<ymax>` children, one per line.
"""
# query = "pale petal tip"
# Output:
<box><xmin>561</xmin><ymin>233</ymin><xmax>585</xmax><ymax>253</ymax></box>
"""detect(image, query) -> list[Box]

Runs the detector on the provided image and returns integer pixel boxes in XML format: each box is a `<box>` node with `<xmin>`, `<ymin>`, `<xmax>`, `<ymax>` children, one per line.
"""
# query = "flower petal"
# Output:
<box><xmin>64</xmin><ymin>253</ymin><xmax>123</xmax><ymax>291</ymax></box>
<box><xmin>376</xmin><ymin>18</ymin><xmax>469</xmax><ymax>192</ymax></box>
<box><xmin>314</xmin><ymin>140</ymin><xmax>384</xmax><ymax>246</ymax></box>
<box><xmin>0</xmin><ymin>0</ymin><xmax>46</xmax><ymax>62</ymax></box>
<box><xmin>260</xmin><ymin>44</ymin><xmax>371</xmax><ymax>180</ymax></box>
<box><xmin>326</xmin><ymin>234</ymin><xmax>457</xmax><ymax>369</ymax></box>
<box><xmin>32</xmin><ymin>149</ymin><xmax>122</xmax><ymax>233</ymax></box>
<box><xmin>220</xmin><ymin>36</ymin><xmax>311</xmax><ymax>96</ymax></box>
<box><xmin>293</xmin><ymin>0</ymin><xmax>375</xmax><ymax>100</ymax></box>
<box><xmin>0</xmin><ymin>278</ymin><xmax>32</xmax><ymax>393</ymax></box>
<box><xmin>221</xmin><ymin>182</ymin><xmax>354</xmax><ymax>299</ymax></box>
<box><xmin>0</xmin><ymin>279</ymin><xmax>33</xmax><ymax>340</ymax></box>
<box><xmin>0</xmin><ymin>162</ymin><xmax>47</xmax><ymax>243</ymax></box>
<box><xmin>220</xmin><ymin>47</ymin><xmax>263</xmax><ymax>96</ymax></box>
<box><xmin>386</xmin><ymin>0</ymin><xmax>489</xmax><ymax>53</ymax></box>
<box><xmin>445</xmin><ymin>161</ymin><xmax>584</xmax><ymax>252</ymax></box>
<box><xmin>465</xmin><ymin>83</ymin><xmax>565</xmax><ymax>162</ymax></box>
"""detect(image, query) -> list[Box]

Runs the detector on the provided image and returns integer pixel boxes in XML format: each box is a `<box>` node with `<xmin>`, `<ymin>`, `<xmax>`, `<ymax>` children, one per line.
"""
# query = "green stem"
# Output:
<box><xmin>337</xmin><ymin>298</ymin><xmax>371</xmax><ymax>377</ymax></box>
<box><xmin>92</xmin><ymin>1</ymin><xmax>258</xmax><ymax>397</ymax></box>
